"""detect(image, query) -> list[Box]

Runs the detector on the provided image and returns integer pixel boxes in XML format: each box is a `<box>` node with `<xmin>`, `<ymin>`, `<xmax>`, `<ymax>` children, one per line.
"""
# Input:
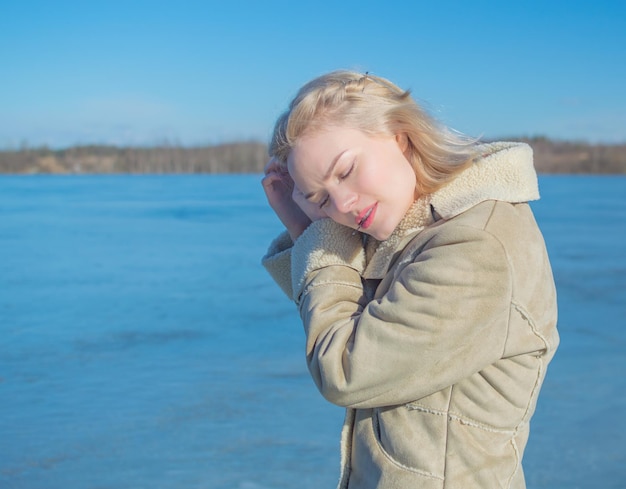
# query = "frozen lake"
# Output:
<box><xmin>1</xmin><ymin>174</ymin><xmax>625</xmax><ymax>489</ymax></box>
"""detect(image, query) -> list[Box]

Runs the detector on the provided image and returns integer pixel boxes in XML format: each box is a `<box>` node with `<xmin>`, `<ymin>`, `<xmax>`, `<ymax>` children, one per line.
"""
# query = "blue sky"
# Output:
<box><xmin>1</xmin><ymin>0</ymin><xmax>625</xmax><ymax>149</ymax></box>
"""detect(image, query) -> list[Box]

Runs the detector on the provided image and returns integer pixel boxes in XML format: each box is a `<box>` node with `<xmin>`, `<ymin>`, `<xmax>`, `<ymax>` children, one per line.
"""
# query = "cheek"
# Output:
<box><xmin>390</xmin><ymin>153</ymin><xmax>417</xmax><ymax>190</ymax></box>
<box><xmin>356</xmin><ymin>159</ymin><xmax>386</xmax><ymax>192</ymax></box>
<box><xmin>355</xmin><ymin>171</ymin><xmax>376</xmax><ymax>193</ymax></box>
<box><xmin>358</xmin><ymin>154</ymin><xmax>414</xmax><ymax>195</ymax></box>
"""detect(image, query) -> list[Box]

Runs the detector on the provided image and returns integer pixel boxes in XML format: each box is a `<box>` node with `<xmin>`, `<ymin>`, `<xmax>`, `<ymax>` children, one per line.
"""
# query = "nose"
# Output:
<box><xmin>330</xmin><ymin>187</ymin><xmax>358</xmax><ymax>214</ymax></box>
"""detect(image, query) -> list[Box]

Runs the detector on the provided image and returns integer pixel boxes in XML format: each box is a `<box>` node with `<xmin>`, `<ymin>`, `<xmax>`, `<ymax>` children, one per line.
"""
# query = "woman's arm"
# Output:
<box><xmin>295</xmin><ymin>223</ymin><xmax>513</xmax><ymax>409</ymax></box>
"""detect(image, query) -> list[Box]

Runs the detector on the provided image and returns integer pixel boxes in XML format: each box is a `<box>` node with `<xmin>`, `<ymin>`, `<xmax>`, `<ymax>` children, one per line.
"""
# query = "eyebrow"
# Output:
<box><xmin>303</xmin><ymin>149</ymin><xmax>349</xmax><ymax>200</ymax></box>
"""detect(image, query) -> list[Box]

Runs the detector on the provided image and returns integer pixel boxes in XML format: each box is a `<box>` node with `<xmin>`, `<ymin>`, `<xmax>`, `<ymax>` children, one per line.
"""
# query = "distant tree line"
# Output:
<box><xmin>0</xmin><ymin>142</ymin><xmax>268</xmax><ymax>174</ymax></box>
<box><xmin>513</xmin><ymin>137</ymin><xmax>626</xmax><ymax>174</ymax></box>
<box><xmin>0</xmin><ymin>138</ymin><xmax>625</xmax><ymax>174</ymax></box>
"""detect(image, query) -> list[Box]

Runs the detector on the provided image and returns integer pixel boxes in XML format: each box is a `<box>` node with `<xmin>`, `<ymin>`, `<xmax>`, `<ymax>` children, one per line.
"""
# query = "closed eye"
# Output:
<box><xmin>317</xmin><ymin>162</ymin><xmax>354</xmax><ymax>208</ymax></box>
<box><xmin>340</xmin><ymin>163</ymin><xmax>355</xmax><ymax>180</ymax></box>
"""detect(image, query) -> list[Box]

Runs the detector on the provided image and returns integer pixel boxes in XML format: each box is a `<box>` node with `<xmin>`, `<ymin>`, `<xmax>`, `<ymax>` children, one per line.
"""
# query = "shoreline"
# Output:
<box><xmin>1</xmin><ymin>138</ymin><xmax>625</xmax><ymax>174</ymax></box>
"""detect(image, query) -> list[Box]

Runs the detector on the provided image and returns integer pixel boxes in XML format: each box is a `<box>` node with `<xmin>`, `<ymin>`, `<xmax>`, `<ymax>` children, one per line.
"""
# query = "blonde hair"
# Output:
<box><xmin>270</xmin><ymin>70</ymin><xmax>479</xmax><ymax>196</ymax></box>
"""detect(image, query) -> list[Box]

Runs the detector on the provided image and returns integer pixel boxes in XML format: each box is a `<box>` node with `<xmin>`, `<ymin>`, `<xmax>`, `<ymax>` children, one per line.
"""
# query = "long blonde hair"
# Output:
<box><xmin>270</xmin><ymin>70</ymin><xmax>478</xmax><ymax>196</ymax></box>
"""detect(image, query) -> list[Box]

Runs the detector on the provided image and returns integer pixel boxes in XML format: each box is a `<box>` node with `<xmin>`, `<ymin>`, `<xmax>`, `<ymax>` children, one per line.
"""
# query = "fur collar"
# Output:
<box><xmin>363</xmin><ymin>142</ymin><xmax>539</xmax><ymax>279</ymax></box>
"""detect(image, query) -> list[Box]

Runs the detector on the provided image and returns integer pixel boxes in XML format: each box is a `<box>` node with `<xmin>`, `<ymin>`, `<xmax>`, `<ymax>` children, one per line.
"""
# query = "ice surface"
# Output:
<box><xmin>0</xmin><ymin>174</ymin><xmax>624</xmax><ymax>488</ymax></box>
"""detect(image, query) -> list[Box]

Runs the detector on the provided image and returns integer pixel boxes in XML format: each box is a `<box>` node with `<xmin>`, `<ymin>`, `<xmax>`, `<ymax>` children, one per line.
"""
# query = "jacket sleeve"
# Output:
<box><xmin>261</xmin><ymin>231</ymin><xmax>295</xmax><ymax>300</ymax></box>
<box><xmin>262</xmin><ymin>218</ymin><xmax>367</xmax><ymax>301</ymax></box>
<box><xmin>296</xmin><ymin>222</ymin><xmax>513</xmax><ymax>409</ymax></box>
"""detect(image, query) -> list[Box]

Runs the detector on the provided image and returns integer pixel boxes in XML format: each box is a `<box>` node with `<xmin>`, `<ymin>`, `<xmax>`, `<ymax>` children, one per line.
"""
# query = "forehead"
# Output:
<box><xmin>287</xmin><ymin>126</ymin><xmax>361</xmax><ymax>174</ymax></box>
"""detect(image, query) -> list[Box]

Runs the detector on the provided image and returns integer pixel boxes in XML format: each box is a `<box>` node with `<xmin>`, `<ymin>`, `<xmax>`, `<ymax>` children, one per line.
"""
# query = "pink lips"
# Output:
<box><xmin>356</xmin><ymin>203</ymin><xmax>378</xmax><ymax>230</ymax></box>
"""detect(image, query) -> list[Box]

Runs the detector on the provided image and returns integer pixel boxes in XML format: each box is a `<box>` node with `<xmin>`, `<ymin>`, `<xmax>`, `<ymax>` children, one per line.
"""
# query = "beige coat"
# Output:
<box><xmin>262</xmin><ymin>142</ymin><xmax>559</xmax><ymax>489</ymax></box>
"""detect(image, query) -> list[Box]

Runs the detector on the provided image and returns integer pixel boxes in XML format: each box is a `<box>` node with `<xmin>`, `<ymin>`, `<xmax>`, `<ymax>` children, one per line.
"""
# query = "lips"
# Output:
<box><xmin>356</xmin><ymin>203</ymin><xmax>378</xmax><ymax>230</ymax></box>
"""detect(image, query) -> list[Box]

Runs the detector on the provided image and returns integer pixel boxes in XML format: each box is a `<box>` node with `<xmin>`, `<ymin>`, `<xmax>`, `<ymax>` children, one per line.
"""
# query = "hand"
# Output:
<box><xmin>262</xmin><ymin>158</ymin><xmax>312</xmax><ymax>241</ymax></box>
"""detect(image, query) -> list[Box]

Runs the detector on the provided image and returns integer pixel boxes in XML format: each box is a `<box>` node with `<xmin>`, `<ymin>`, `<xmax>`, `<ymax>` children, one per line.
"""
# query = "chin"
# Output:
<box><xmin>367</xmin><ymin>229</ymin><xmax>392</xmax><ymax>241</ymax></box>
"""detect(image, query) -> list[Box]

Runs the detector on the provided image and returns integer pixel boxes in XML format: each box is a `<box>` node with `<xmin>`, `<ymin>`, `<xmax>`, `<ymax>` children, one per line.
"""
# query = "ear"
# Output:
<box><xmin>395</xmin><ymin>132</ymin><xmax>409</xmax><ymax>154</ymax></box>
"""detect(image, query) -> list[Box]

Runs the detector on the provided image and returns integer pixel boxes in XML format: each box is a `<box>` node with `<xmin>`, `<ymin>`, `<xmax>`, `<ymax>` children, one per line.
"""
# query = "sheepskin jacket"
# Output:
<box><xmin>262</xmin><ymin>142</ymin><xmax>559</xmax><ymax>489</ymax></box>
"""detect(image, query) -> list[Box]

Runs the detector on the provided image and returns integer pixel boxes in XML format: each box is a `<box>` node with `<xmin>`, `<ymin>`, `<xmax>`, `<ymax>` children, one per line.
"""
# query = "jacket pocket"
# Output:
<box><xmin>372</xmin><ymin>404</ymin><xmax>446</xmax><ymax>479</ymax></box>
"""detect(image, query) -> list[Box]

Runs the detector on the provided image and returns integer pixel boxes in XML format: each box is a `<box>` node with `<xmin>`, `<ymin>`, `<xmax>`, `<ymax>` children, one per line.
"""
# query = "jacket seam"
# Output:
<box><xmin>481</xmin><ymin>202</ymin><xmax>515</xmax><ymax>361</ymax></box>
<box><xmin>302</xmin><ymin>280</ymin><xmax>363</xmax><ymax>296</ymax></box>
<box><xmin>407</xmin><ymin>401</ymin><xmax>524</xmax><ymax>488</ymax></box>
<box><xmin>298</xmin><ymin>280</ymin><xmax>364</xmax><ymax>305</ymax></box>
<box><xmin>480</xmin><ymin>204</ymin><xmax>535</xmax><ymax>487</ymax></box>
<box><xmin>442</xmin><ymin>386</ymin><xmax>453</xmax><ymax>483</ymax></box>
<box><xmin>506</xmin><ymin>433</ymin><xmax>521</xmax><ymax>488</ymax></box>
<box><xmin>511</xmin><ymin>300</ymin><xmax>550</xmax><ymax>351</ymax></box>
<box><xmin>405</xmin><ymin>402</ymin><xmax>516</xmax><ymax>434</ymax></box>
<box><xmin>511</xmin><ymin>300</ymin><xmax>548</xmax><ymax>424</ymax></box>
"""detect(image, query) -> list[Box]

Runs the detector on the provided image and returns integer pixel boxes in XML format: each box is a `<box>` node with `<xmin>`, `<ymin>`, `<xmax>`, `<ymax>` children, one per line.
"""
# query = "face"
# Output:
<box><xmin>287</xmin><ymin>126</ymin><xmax>417</xmax><ymax>241</ymax></box>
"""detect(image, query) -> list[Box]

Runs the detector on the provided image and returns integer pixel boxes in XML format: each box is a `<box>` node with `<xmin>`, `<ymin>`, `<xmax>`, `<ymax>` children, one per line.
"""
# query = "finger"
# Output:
<box><xmin>261</xmin><ymin>170</ymin><xmax>288</xmax><ymax>183</ymax></box>
<box><xmin>262</xmin><ymin>171</ymin><xmax>287</xmax><ymax>187</ymax></box>
<box><xmin>264</xmin><ymin>157</ymin><xmax>288</xmax><ymax>176</ymax></box>
<box><xmin>262</xmin><ymin>171</ymin><xmax>279</xmax><ymax>186</ymax></box>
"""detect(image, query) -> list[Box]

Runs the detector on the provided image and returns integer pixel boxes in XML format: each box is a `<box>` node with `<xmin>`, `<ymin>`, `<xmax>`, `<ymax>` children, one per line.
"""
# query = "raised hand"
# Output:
<box><xmin>261</xmin><ymin>158</ymin><xmax>313</xmax><ymax>240</ymax></box>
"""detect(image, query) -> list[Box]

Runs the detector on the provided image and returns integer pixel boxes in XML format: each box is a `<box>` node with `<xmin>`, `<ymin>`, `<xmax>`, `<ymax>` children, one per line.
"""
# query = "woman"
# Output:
<box><xmin>261</xmin><ymin>70</ymin><xmax>558</xmax><ymax>489</ymax></box>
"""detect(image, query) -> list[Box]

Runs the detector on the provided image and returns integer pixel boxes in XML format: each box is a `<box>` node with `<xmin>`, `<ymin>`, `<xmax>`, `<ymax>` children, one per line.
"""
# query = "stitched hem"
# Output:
<box><xmin>505</xmin><ymin>434</ymin><xmax>522</xmax><ymax>488</ymax></box>
<box><xmin>511</xmin><ymin>300</ymin><xmax>549</xmax><ymax>424</ymax></box>
<box><xmin>405</xmin><ymin>403</ymin><xmax>517</xmax><ymax>435</ymax></box>
<box><xmin>442</xmin><ymin>386</ymin><xmax>453</xmax><ymax>483</ymax></box>
<box><xmin>303</xmin><ymin>279</ymin><xmax>364</xmax><ymax>294</ymax></box>
<box><xmin>512</xmin><ymin>300</ymin><xmax>550</xmax><ymax>350</ymax></box>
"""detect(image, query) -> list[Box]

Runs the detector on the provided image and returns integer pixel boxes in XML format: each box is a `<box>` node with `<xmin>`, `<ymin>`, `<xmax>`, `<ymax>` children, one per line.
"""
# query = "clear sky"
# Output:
<box><xmin>1</xmin><ymin>0</ymin><xmax>625</xmax><ymax>149</ymax></box>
